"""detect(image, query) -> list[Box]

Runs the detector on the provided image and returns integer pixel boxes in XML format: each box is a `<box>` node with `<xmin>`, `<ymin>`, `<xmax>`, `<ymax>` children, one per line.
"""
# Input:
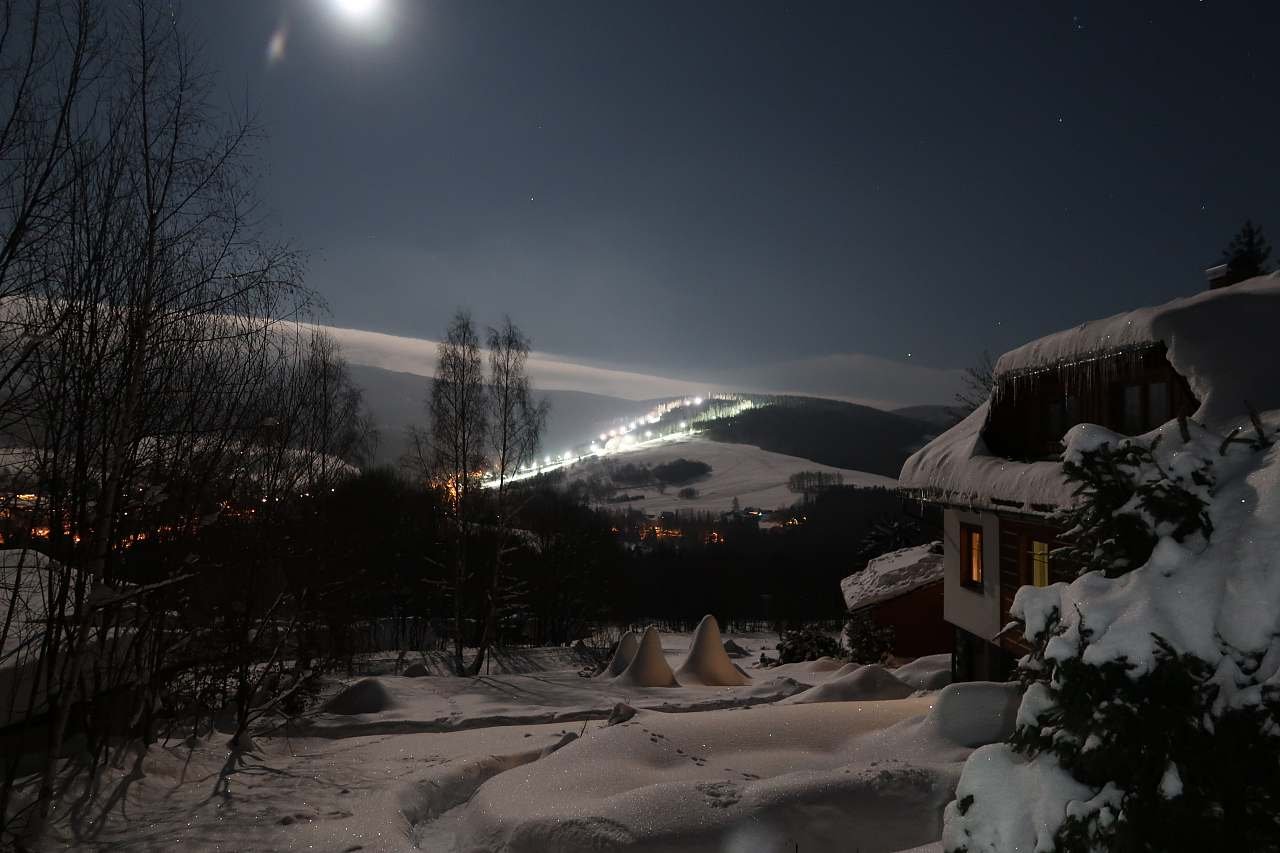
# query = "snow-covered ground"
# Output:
<box><xmin>21</xmin><ymin>628</ymin><xmax>1024</xmax><ymax>852</ymax></box>
<box><xmin>562</xmin><ymin>435</ymin><xmax>896</xmax><ymax>513</ymax></box>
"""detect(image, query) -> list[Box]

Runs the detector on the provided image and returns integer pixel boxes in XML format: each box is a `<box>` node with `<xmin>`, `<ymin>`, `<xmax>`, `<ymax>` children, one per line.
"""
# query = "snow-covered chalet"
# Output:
<box><xmin>900</xmin><ymin>271</ymin><xmax>1280</xmax><ymax>681</ymax></box>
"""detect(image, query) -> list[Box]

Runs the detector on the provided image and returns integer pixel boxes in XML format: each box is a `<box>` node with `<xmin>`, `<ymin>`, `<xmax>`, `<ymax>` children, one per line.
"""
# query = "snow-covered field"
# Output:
<box><xmin>563</xmin><ymin>435</ymin><xmax>896</xmax><ymax>513</ymax></box>
<box><xmin>25</xmin><ymin>625</ymin><xmax>1025</xmax><ymax>852</ymax></box>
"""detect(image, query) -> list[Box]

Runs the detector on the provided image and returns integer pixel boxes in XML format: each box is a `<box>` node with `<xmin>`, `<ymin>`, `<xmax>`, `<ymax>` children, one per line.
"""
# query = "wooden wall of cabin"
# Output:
<box><xmin>984</xmin><ymin>345</ymin><xmax>1198</xmax><ymax>461</ymax></box>
<box><xmin>997</xmin><ymin>516</ymin><xmax>1075</xmax><ymax>655</ymax></box>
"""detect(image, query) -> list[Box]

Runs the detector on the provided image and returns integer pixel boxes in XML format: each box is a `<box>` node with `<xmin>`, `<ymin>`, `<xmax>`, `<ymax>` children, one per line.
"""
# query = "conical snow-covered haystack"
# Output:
<box><xmin>675</xmin><ymin>615</ymin><xmax>752</xmax><ymax>686</ymax></box>
<box><xmin>600</xmin><ymin>630</ymin><xmax>640</xmax><ymax>677</ymax></box>
<box><xmin>613</xmin><ymin>626</ymin><xmax>678</xmax><ymax>687</ymax></box>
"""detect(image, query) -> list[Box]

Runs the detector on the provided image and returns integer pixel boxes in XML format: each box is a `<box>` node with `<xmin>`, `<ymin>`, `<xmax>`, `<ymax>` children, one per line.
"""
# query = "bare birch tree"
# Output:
<box><xmin>468</xmin><ymin>317</ymin><xmax>545</xmax><ymax>675</ymax></box>
<box><xmin>428</xmin><ymin>311</ymin><xmax>487</xmax><ymax>673</ymax></box>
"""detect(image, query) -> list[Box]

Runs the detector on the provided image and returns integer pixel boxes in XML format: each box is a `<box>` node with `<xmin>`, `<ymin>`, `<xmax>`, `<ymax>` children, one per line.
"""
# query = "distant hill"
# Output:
<box><xmin>349</xmin><ymin>364</ymin><xmax>659</xmax><ymax>467</ymax></box>
<box><xmin>889</xmin><ymin>404</ymin><xmax>956</xmax><ymax>428</ymax></box>
<box><xmin>700</xmin><ymin>397</ymin><xmax>939</xmax><ymax>478</ymax></box>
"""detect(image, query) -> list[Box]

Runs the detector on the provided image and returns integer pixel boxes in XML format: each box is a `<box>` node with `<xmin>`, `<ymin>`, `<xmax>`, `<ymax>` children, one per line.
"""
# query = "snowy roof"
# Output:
<box><xmin>841</xmin><ymin>542</ymin><xmax>943</xmax><ymax>612</ymax></box>
<box><xmin>901</xmin><ymin>274</ymin><xmax>1280</xmax><ymax>511</ymax></box>
<box><xmin>994</xmin><ymin>273</ymin><xmax>1280</xmax><ymax>423</ymax></box>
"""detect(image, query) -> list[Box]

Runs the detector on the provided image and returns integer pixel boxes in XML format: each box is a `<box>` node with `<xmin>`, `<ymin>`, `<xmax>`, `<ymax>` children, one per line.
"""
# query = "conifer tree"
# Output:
<box><xmin>1220</xmin><ymin>220</ymin><xmax>1272</xmax><ymax>281</ymax></box>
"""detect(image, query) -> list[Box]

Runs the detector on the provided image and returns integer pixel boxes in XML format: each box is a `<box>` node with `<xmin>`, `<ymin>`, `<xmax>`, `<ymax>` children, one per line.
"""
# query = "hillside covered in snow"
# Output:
<box><xmin>558</xmin><ymin>434</ymin><xmax>896</xmax><ymax>513</ymax></box>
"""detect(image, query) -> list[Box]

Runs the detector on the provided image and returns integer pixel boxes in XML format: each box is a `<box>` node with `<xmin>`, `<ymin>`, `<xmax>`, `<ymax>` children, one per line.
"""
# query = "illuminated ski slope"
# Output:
<box><xmin>483</xmin><ymin>392</ymin><xmax>897</xmax><ymax>512</ymax></box>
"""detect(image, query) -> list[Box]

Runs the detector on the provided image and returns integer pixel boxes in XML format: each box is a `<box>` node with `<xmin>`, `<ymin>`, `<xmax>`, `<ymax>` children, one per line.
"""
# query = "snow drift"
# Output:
<box><xmin>892</xmin><ymin>653</ymin><xmax>953</xmax><ymax>691</ymax></box>
<box><xmin>781</xmin><ymin>664</ymin><xmax>914</xmax><ymax>704</ymax></box>
<box><xmin>452</xmin><ymin>680</ymin><xmax>1026</xmax><ymax>852</ymax></box>
<box><xmin>323</xmin><ymin>678</ymin><xmax>397</xmax><ymax>715</ymax></box>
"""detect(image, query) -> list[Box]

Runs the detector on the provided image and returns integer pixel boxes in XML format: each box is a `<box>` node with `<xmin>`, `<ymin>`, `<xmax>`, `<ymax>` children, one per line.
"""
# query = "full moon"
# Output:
<box><xmin>332</xmin><ymin>0</ymin><xmax>381</xmax><ymax>21</ymax></box>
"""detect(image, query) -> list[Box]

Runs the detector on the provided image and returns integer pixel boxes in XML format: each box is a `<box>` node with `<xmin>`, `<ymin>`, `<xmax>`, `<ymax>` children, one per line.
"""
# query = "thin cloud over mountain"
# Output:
<box><xmin>323</xmin><ymin>324</ymin><xmax>963</xmax><ymax>410</ymax></box>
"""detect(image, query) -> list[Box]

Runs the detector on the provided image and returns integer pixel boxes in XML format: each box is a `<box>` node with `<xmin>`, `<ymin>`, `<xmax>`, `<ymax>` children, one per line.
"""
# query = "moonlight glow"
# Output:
<box><xmin>331</xmin><ymin>0</ymin><xmax>382</xmax><ymax>23</ymax></box>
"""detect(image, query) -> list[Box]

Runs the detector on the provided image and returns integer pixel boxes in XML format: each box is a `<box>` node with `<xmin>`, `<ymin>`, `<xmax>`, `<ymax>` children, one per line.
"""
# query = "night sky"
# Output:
<box><xmin>191</xmin><ymin>1</ymin><xmax>1280</xmax><ymax>402</ymax></box>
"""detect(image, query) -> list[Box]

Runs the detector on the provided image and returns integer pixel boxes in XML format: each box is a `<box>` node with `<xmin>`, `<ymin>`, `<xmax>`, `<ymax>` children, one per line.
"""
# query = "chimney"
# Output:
<box><xmin>1204</xmin><ymin>263</ymin><xmax>1234</xmax><ymax>290</ymax></box>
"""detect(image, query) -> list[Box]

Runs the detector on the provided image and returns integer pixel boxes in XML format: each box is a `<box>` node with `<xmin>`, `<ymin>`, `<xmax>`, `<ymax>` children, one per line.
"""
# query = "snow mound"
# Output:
<box><xmin>892</xmin><ymin>653</ymin><xmax>953</xmax><ymax>691</ymax></box>
<box><xmin>613</xmin><ymin>627</ymin><xmax>678</xmax><ymax>687</ymax></box>
<box><xmin>402</xmin><ymin>663</ymin><xmax>430</xmax><ymax>678</ymax></box>
<box><xmin>401</xmin><ymin>732</ymin><xmax>579</xmax><ymax>832</ymax></box>
<box><xmin>842</xmin><ymin>542</ymin><xmax>944</xmax><ymax>611</ymax></box>
<box><xmin>926</xmin><ymin>681</ymin><xmax>1021</xmax><ymax>748</ymax></box>
<box><xmin>781</xmin><ymin>664</ymin><xmax>915</xmax><ymax>704</ymax></box>
<box><xmin>323</xmin><ymin>678</ymin><xmax>397</xmax><ymax>715</ymax></box>
<box><xmin>601</xmin><ymin>630</ymin><xmax>639</xmax><ymax>677</ymax></box>
<box><xmin>455</xmin><ymin>698</ymin><xmax>959</xmax><ymax>852</ymax></box>
<box><xmin>722</xmin><ymin>639</ymin><xmax>750</xmax><ymax>658</ymax></box>
<box><xmin>675</xmin><ymin>615</ymin><xmax>752</xmax><ymax>686</ymax></box>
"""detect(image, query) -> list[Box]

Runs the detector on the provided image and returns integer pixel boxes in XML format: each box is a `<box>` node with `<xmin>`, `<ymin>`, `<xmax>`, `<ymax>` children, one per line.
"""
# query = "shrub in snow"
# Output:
<box><xmin>843</xmin><ymin>610</ymin><xmax>895</xmax><ymax>664</ymax></box>
<box><xmin>944</xmin><ymin>421</ymin><xmax>1280</xmax><ymax>853</ymax></box>
<box><xmin>776</xmin><ymin>625</ymin><xmax>843</xmax><ymax>664</ymax></box>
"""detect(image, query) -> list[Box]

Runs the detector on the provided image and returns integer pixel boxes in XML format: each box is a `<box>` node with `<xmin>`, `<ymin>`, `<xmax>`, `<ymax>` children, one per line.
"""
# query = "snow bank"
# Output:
<box><xmin>764</xmin><ymin>656</ymin><xmax>846</xmax><ymax>680</ymax></box>
<box><xmin>401</xmin><ymin>731</ymin><xmax>579</xmax><ymax>833</ymax></box>
<box><xmin>613</xmin><ymin>627</ymin><xmax>678</xmax><ymax>687</ymax></box>
<box><xmin>455</xmin><ymin>698</ymin><xmax>957</xmax><ymax>852</ymax></box>
<box><xmin>675</xmin><ymin>615</ymin><xmax>752</xmax><ymax>686</ymax></box>
<box><xmin>451</xmin><ymin>680</ymin><xmax>1030</xmax><ymax>852</ymax></box>
<box><xmin>893</xmin><ymin>653</ymin><xmax>953</xmax><ymax>691</ymax></box>
<box><xmin>781</xmin><ymin>664</ymin><xmax>914</xmax><ymax>704</ymax></box>
<box><xmin>926</xmin><ymin>682</ymin><xmax>1020</xmax><ymax>748</ymax></box>
<box><xmin>842</xmin><ymin>542</ymin><xmax>944</xmax><ymax>611</ymax></box>
<box><xmin>602</xmin><ymin>630</ymin><xmax>640</xmax><ymax>677</ymax></box>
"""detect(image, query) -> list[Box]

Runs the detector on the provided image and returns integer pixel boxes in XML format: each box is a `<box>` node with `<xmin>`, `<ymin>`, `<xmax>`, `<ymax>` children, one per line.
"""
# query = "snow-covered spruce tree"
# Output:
<box><xmin>944</xmin><ymin>419</ymin><xmax>1280</xmax><ymax>853</ymax></box>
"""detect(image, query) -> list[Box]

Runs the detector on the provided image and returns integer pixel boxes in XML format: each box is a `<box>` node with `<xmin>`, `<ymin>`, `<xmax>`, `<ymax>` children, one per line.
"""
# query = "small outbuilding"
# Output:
<box><xmin>840</xmin><ymin>541</ymin><xmax>949</xmax><ymax>659</ymax></box>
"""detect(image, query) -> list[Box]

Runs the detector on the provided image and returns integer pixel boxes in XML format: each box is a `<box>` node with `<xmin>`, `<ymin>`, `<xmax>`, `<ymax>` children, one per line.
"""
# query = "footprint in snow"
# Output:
<box><xmin>695</xmin><ymin>781</ymin><xmax>741</xmax><ymax>808</ymax></box>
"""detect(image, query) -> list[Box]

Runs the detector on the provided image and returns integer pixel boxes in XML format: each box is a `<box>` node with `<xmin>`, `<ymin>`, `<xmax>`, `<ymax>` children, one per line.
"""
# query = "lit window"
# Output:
<box><xmin>961</xmin><ymin>524</ymin><xmax>983</xmax><ymax>587</ymax></box>
<box><xmin>1032</xmin><ymin>540</ymin><xmax>1050</xmax><ymax>587</ymax></box>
